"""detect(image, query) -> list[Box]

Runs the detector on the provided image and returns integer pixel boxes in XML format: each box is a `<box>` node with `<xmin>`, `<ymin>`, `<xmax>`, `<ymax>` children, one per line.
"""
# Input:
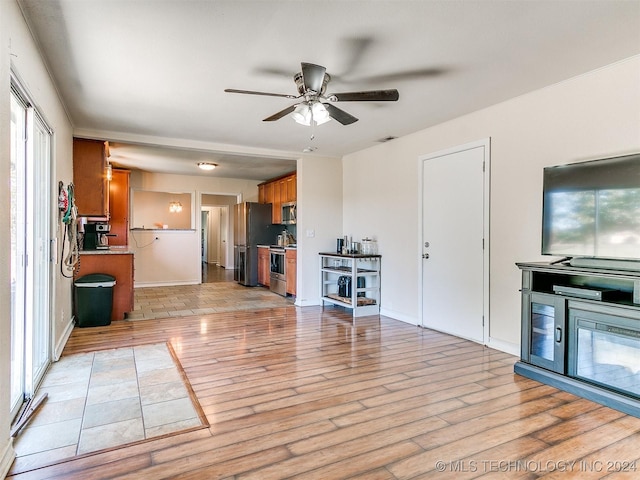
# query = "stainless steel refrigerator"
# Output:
<box><xmin>234</xmin><ymin>202</ymin><xmax>275</xmax><ymax>286</ymax></box>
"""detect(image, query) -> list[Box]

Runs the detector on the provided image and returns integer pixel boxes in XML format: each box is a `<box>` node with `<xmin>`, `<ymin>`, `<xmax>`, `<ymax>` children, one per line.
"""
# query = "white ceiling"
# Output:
<box><xmin>18</xmin><ymin>0</ymin><xmax>640</xmax><ymax>180</ymax></box>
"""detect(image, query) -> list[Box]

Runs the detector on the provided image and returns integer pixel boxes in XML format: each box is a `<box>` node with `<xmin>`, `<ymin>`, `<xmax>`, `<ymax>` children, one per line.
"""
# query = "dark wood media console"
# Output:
<box><xmin>516</xmin><ymin>262</ymin><xmax>640</xmax><ymax>417</ymax></box>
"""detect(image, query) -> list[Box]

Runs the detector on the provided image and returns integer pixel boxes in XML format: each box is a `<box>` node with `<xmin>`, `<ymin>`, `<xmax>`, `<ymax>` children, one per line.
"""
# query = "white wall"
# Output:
<box><xmin>131</xmin><ymin>190</ymin><xmax>192</xmax><ymax>229</ymax></box>
<box><xmin>1</xmin><ymin>0</ymin><xmax>75</xmax><ymax>475</ymax></box>
<box><xmin>296</xmin><ymin>155</ymin><xmax>343</xmax><ymax>306</ymax></box>
<box><xmin>342</xmin><ymin>56</ymin><xmax>640</xmax><ymax>353</ymax></box>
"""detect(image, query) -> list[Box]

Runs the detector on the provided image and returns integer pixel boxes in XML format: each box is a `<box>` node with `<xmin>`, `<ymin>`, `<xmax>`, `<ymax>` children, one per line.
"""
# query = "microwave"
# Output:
<box><xmin>281</xmin><ymin>202</ymin><xmax>296</xmax><ymax>225</ymax></box>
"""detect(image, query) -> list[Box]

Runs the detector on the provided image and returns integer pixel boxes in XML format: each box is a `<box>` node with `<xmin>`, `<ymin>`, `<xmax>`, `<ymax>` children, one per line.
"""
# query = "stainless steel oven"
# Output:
<box><xmin>270</xmin><ymin>247</ymin><xmax>286</xmax><ymax>296</ymax></box>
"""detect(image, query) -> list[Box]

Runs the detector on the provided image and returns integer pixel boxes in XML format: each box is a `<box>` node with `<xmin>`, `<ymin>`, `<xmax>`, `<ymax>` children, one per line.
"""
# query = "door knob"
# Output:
<box><xmin>422</xmin><ymin>253</ymin><xmax>430</xmax><ymax>259</ymax></box>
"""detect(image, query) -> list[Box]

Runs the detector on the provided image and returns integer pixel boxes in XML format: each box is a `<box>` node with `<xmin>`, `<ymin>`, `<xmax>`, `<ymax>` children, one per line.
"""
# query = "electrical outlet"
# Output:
<box><xmin>306</xmin><ymin>229</ymin><xmax>315</xmax><ymax>238</ymax></box>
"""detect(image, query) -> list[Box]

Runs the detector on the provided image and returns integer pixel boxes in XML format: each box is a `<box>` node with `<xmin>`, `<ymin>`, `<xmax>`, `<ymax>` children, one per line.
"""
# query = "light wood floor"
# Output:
<box><xmin>9</xmin><ymin>306</ymin><xmax>640</xmax><ymax>479</ymax></box>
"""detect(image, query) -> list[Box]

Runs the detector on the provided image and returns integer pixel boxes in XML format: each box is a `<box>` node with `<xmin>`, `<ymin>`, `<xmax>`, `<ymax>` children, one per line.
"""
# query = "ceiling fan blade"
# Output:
<box><xmin>225</xmin><ymin>88</ymin><xmax>297</xmax><ymax>99</ymax></box>
<box><xmin>323</xmin><ymin>103</ymin><xmax>358</xmax><ymax>125</ymax></box>
<box><xmin>301</xmin><ymin>63</ymin><xmax>326</xmax><ymax>93</ymax></box>
<box><xmin>329</xmin><ymin>89</ymin><xmax>399</xmax><ymax>102</ymax></box>
<box><xmin>263</xmin><ymin>104</ymin><xmax>297</xmax><ymax>122</ymax></box>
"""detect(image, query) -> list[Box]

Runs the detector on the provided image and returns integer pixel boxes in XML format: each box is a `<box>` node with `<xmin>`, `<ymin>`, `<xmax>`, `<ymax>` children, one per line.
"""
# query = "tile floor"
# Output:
<box><xmin>127</xmin><ymin>265</ymin><xmax>294</xmax><ymax>320</ymax></box>
<box><xmin>13</xmin><ymin>343</ymin><xmax>203</xmax><ymax>470</ymax></box>
<box><xmin>13</xmin><ymin>265</ymin><xmax>289</xmax><ymax>470</ymax></box>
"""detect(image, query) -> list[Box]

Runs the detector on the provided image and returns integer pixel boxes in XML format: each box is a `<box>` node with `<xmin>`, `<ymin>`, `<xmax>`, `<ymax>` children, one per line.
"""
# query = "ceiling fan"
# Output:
<box><xmin>225</xmin><ymin>62</ymin><xmax>399</xmax><ymax>126</ymax></box>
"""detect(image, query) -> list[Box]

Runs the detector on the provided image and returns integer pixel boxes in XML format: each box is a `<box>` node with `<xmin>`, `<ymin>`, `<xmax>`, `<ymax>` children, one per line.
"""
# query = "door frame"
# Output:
<box><xmin>417</xmin><ymin>138</ymin><xmax>491</xmax><ymax>344</ymax></box>
<box><xmin>10</xmin><ymin>71</ymin><xmax>54</xmax><ymax>418</ymax></box>
<box><xmin>200</xmin><ymin>200</ymin><xmax>231</xmax><ymax>268</ymax></box>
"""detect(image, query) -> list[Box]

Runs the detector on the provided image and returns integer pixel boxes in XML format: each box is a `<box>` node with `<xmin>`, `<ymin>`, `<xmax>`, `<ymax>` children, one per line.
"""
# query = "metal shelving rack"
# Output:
<box><xmin>319</xmin><ymin>253</ymin><xmax>381</xmax><ymax>318</ymax></box>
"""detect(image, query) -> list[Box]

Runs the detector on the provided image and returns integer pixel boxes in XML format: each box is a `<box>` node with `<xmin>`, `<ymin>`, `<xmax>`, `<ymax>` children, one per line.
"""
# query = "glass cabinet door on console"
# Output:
<box><xmin>522</xmin><ymin>292</ymin><xmax>566</xmax><ymax>374</ymax></box>
<box><xmin>568</xmin><ymin>307</ymin><xmax>640</xmax><ymax>399</ymax></box>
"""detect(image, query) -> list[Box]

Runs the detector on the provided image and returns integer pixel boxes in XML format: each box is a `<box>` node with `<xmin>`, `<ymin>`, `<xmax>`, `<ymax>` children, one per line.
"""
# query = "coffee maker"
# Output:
<box><xmin>83</xmin><ymin>223</ymin><xmax>111</xmax><ymax>250</ymax></box>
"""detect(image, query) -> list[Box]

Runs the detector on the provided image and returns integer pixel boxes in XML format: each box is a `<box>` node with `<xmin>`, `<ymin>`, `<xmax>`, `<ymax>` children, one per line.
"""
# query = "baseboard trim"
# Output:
<box><xmin>379</xmin><ymin>308</ymin><xmax>419</xmax><ymax>326</ymax></box>
<box><xmin>0</xmin><ymin>439</ymin><xmax>16</xmax><ymax>479</ymax></box>
<box><xmin>486</xmin><ymin>336</ymin><xmax>520</xmax><ymax>356</ymax></box>
<box><xmin>296</xmin><ymin>299</ymin><xmax>321</xmax><ymax>307</ymax></box>
<box><xmin>54</xmin><ymin>315</ymin><xmax>75</xmax><ymax>361</ymax></box>
<box><xmin>134</xmin><ymin>280</ymin><xmax>200</xmax><ymax>288</ymax></box>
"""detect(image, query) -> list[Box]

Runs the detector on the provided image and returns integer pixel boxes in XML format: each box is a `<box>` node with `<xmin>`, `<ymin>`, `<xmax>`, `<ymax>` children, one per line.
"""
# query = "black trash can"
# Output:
<box><xmin>74</xmin><ymin>273</ymin><xmax>116</xmax><ymax>327</ymax></box>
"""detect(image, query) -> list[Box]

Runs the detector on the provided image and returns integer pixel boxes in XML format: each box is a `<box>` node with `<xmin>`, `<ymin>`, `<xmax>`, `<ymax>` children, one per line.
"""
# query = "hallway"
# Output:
<box><xmin>201</xmin><ymin>262</ymin><xmax>234</xmax><ymax>284</ymax></box>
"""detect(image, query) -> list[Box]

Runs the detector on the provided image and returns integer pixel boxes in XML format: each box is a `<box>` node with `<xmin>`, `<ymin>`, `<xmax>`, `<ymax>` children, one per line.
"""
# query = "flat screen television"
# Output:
<box><xmin>542</xmin><ymin>153</ymin><xmax>640</xmax><ymax>261</ymax></box>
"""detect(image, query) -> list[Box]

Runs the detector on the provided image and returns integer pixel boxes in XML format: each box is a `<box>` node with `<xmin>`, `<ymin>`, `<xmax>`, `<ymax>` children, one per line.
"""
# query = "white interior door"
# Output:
<box><xmin>421</xmin><ymin>141</ymin><xmax>489</xmax><ymax>343</ymax></box>
<box><xmin>219</xmin><ymin>205</ymin><xmax>230</xmax><ymax>268</ymax></box>
<box><xmin>207</xmin><ymin>207</ymin><xmax>221</xmax><ymax>264</ymax></box>
<box><xmin>201</xmin><ymin>210</ymin><xmax>208</xmax><ymax>262</ymax></box>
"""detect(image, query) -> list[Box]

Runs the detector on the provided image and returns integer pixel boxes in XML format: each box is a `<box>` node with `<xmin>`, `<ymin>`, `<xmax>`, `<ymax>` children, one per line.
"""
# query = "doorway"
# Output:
<box><xmin>419</xmin><ymin>139</ymin><xmax>490</xmax><ymax>344</ymax></box>
<box><xmin>201</xmin><ymin>204</ymin><xmax>232</xmax><ymax>283</ymax></box>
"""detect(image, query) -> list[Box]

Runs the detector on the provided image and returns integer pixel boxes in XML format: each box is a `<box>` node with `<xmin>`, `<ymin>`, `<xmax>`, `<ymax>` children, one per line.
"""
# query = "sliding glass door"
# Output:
<box><xmin>10</xmin><ymin>82</ymin><xmax>52</xmax><ymax>419</ymax></box>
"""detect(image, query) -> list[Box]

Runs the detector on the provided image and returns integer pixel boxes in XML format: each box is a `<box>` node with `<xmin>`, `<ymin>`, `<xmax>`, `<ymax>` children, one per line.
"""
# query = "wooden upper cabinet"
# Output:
<box><xmin>108</xmin><ymin>169</ymin><xmax>130</xmax><ymax>246</ymax></box>
<box><xmin>272</xmin><ymin>180</ymin><xmax>282</xmax><ymax>224</ymax></box>
<box><xmin>264</xmin><ymin>182</ymin><xmax>274</xmax><ymax>205</ymax></box>
<box><xmin>285</xmin><ymin>174</ymin><xmax>297</xmax><ymax>203</ymax></box>
<box><xmin>73</xmin><ymin>138</ymin><xmax>109</xmax><ymax>217</ymax></box>
<box><xmin>257</xmin><ymin>171</ymin><xmax>296</xmax><ymax>224</ymax></box>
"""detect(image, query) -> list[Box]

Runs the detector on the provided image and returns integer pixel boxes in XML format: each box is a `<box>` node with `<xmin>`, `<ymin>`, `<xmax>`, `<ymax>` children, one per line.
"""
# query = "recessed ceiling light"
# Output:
<box><xmin>197</xmin><ymin>162</ymin><xmax>217</xmax><ymax>171</ymax></box>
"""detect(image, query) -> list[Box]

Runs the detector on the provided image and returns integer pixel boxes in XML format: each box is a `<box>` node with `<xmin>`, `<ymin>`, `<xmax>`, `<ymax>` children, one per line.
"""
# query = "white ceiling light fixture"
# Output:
<box><xmin>197</xmin><ymin>162</ymin><xmax>217</xmax><ymax>171</ymax></box>
<box><xmin>291</xmin><ymin>102</ymin><xmax>331</xmax><ymax>127</ymax></box>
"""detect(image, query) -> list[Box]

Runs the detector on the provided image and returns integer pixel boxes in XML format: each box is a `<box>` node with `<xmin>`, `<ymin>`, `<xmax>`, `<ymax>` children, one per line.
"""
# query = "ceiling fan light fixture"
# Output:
<box><xmin>292</xmin><ymin>104</ymin><xmax>312</xmax><ymax>126</ymax></box>
<box><xmin>197</xmin><ymin>162</ymin><xmax>217</xmax><ymax>171</ymax></box>
<box><xmin>311</xmin><ymin>102</ymin><xmax>331</xmax><ymax>125</ymax></box>
<box><xmin>292</xmin><ymin>102</ymin><xmax>331</xmax><ymax>126</ymax></box>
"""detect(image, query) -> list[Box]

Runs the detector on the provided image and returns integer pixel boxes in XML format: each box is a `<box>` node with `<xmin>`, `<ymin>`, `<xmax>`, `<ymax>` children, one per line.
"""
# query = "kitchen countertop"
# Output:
<box><xmin>80</xmin><ymin>247</ymin><xmax>135</xmax><ymax>255</ymax></box>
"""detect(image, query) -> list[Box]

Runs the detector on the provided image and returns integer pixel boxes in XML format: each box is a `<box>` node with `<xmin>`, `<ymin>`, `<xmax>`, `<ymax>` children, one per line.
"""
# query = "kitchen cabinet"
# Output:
<box><xmin>75</xmin><ymin>251</ymin><xmax>134</xmax><ymax>321</ymax></box>
<box><xmin>73</xmin><ymin>138</ymin><xmax>109</xmax><ymax>217</ymax></box>
<box><xmin>319</xmin><ymin>253</ymin><xmax>381</xmax><ymax>319</ymax></box>
<box><xmin>258</xmin><ymin>182</ymin><xmax>274</xmax><ymax>205</ymax></box>
<box><xmin>258</xmin><ymin>246</ymin><xmax>270</xmax><ymax>286</ymax></box>
<box><xmin>108</xmin><ymin>168</ymin><xmax>130</xmax><ymax>246</ymax></box>
<box><xmin>272</xmin><ymin>180</ymin><xmax>282</xmax><ymax>224</ymax></box>
<box><xmin>258</xmin><ymin>172</ymin><xmax>296</xmax><ymax>224</ymax></box>
<box><xmin>286</xmin><ymin>248</ymin><xmax>297</xmax><ymax>296</ymax></box>
<box><xmin>284</xmin><ymin>175</ymin><xmax>296</xmax><ymax>203</ymax></box>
